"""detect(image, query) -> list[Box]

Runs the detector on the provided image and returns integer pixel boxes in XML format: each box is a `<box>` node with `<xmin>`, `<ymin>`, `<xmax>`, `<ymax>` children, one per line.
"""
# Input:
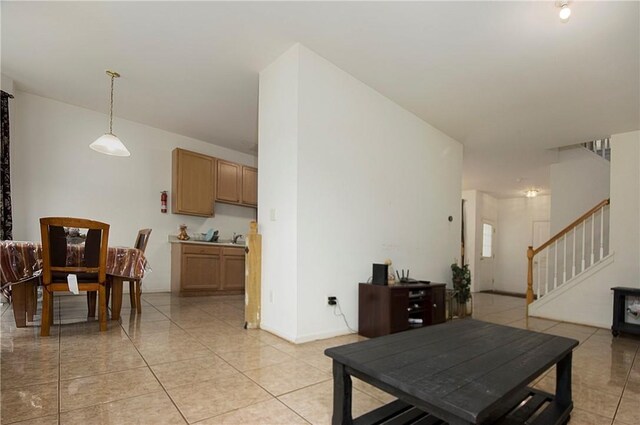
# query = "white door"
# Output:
<box><xmin>478</xmin><ymin>221</ymin><xmax>495</xmax><ymax>292</ymax></box>
<box><xmin>532</xmin><ymin>221</ymin><xmax>551</xmax><ymax>296</ymax></box>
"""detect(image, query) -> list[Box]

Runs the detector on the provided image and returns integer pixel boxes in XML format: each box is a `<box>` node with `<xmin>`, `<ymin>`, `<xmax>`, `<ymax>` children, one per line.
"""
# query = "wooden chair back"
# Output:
<box><xmin>39</xmin><ymin>217</ymin><xmax>110</xmax><ymax>285</ymax></box>
<box><xmin>134</xmin><ymin>228</ymin><xmax>152</xmax><ymax>253</ymax></box>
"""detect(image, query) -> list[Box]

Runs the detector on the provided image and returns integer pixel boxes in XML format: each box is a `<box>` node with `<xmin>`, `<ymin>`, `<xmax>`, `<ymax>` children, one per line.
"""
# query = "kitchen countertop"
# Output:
<box><xmin>168</xmin><ymin>235</ymin><xmax>245</xmax><ymax>248</ymax></box>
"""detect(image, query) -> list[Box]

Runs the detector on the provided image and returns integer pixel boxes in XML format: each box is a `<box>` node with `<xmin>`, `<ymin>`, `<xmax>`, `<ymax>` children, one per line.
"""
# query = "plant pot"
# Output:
<box><xmin>466</xmin><ymin>297</ymin><xmax>473</xmax><ymax>316</ymax></box>
<box><xmin>457</xmin><ymin>303</ymin><xmax>466</xmax><ymax>318</ymax></box>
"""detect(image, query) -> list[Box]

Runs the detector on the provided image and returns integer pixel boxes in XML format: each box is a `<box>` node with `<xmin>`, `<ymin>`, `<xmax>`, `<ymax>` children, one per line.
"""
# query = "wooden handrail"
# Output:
<box><xmin>533</xmin><ymin>198</ymin><xmax>610</xmax><ymax>255</ymax></box>
<box><xmin>526</xmin><ymin>198</ymin><xmax>610</xmax><ymax>305</ymax></box>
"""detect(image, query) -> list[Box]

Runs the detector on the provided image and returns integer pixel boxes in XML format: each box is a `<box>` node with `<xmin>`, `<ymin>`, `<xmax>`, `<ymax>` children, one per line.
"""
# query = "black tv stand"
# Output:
<box><xmin>358</xmin><ymin>282</ymin><xmax>446</xmax><ymax>338</ymax></box>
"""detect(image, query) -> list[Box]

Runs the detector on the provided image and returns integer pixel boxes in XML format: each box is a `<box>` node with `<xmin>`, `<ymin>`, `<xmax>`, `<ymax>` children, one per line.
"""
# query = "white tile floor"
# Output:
<box><xmin>1</xmin><ymin>292</ymin><xmax>638</xmax><ymax>424</ymax></box>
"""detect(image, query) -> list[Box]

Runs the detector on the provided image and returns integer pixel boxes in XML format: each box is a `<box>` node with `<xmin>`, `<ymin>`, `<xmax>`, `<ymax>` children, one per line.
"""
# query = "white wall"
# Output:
<box><xmin>495</xmin><ymin>195</ymin><xmax>550</xmax><ymax>295</ymax></box>
<box><xmin>462</xmin><ymin>190</ymin><xmax>477</xmax><ymax>291</ymax></box>
<box><xmin>1</xmin><ymin>74</ymin><xmax>14</xmax><ymax>95</ymax></box>
<box><xmin>257</xmin><ymin>46</ymin><xmax>300</xmax><ymax>341</ymax></box>
<box><xmin>474</xmin><ymin>192</ymin><xmax>498</xmax><ymax>292</ymax></box>
<box><xmin>550</xmin><ymin>147</ymin><xmax>610</xmax><ymax>234</ymax></box>
<box><xmin>11</xmin><ymin>91</ymin><xmax>257</xmax><ymax>292</ymax></box>
<box><xmin>530</xmin><ymin>131</ymin><xmax>639</xmax><ymax>328</ymax></box>
<box><xmin>259</xmin><ymin>45</ymin><xmax>463</xmax><ymax>342</ymax></box>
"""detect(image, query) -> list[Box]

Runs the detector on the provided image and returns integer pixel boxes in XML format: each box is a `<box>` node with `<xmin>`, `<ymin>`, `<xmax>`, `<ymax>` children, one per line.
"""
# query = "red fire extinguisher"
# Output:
<box><xmin>161</xmin><ymin>191</ymin><xmax>168</xmax><ymax>213</ymax></box>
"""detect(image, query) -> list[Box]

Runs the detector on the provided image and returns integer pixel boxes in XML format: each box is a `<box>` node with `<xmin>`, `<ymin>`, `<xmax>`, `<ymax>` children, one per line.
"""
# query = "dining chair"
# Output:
<box><xmin>39</xmin><ymin>217</ymin><xmax>110</xmax><ymax>336</ymax></box>
<box><xmin>108</xmin><ymin>228</ymin><xmax>151</xmax><ymax>319</ymax></box>
<box><xmin>130</xmin><ymin>228</ymin><xmax>151</xmax><ymax>313</ymax></box>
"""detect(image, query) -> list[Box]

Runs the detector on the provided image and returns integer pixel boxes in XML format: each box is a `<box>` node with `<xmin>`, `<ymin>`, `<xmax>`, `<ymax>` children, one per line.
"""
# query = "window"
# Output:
<box><xmin>482</xmin><ymin>223</ymin><xmax>493</xmax><ymax>258</ymax></box>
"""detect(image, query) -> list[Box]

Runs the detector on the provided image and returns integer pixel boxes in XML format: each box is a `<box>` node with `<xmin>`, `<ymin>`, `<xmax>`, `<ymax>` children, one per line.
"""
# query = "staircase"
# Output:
<box><xmin>581</xmin><ymin>138</ymin><xmax>611</xmax><ymax>161</ymax></box>
<box><xmin>526</xmin><ymin>198</ymin><xmax>611</xmax><ymax>305</ymax></box>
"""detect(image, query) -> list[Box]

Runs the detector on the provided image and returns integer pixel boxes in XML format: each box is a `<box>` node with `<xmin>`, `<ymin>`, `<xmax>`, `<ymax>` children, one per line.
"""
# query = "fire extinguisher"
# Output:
<box><xmin>161</xmin><ymin>191</ymin><xmax>168</xmax><ymax>213</ymax></box>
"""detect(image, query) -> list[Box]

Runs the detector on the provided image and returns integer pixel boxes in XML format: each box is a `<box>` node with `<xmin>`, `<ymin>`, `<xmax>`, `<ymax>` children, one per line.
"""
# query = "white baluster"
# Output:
<box><xmin>536</xmin><ymin>255</ymin><xmax>540</xmax><ymax>298</ymax></box>
<box><xmin>572</xmin><ymin>227</ymin><xmax>576</xmax><ymax>278</ymax></box>
<box><xmin>554</xmin><ymin>240</ymin><xmax>558</xmax><ymax>290</ymax></box>
<box><xmin>590</xmin><ymin>214</ymin><xmax>595</xmax><ymax>266</ymax></box>
<box><xmin>544</xmin><ymin>248</ymin><xmax>549</xmax><ymax>296</ymax></box>
<box><xmin>581</xmin><ymin>220</ymin><xmax>586</xmax><ymax>272</ymax></box>
<box><xmin>562</xmin><ymin>235</ymin><xmax>567</xmax><ymax>284</ymax></box>
<box><xmin>600</xmin><ymin>206</ymin><xmax>605</xmax><ymax>259</ymax></box>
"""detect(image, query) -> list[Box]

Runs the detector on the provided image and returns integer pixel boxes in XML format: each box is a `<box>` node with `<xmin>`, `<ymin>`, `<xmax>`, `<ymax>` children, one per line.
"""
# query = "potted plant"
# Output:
<box><xmin>451</xmin><ymin>263</ymin><xmax>471</xmax><ymax>318</ymax></box>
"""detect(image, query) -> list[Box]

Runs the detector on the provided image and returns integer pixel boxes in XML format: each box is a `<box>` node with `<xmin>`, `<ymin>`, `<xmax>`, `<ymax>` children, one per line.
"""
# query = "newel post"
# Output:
<box><xmin>526</xmin><ymin>246</ymin><xmax>534</xmax><ymax>305</ymax></box>
<box><xmin>245</xmin><ymin>221</ymin><xmax>262</xmax><ymax>329</ymax></box>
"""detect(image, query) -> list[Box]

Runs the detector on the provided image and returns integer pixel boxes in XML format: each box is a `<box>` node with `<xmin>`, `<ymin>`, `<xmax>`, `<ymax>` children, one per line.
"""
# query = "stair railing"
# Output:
<box><xmin>526</xmin><ymin>198</ymin><xmax>610</xmax><ymax>304</ymax></box>
<box><xmin>581</xmin><ymin>138</ymin><xmax>611</xmax><ymax>161</ymax></box>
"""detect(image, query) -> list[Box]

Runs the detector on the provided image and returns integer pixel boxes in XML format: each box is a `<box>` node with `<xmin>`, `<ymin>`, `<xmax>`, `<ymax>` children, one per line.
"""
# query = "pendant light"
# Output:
<box><xmin>89</xmin><ymin>70</ymin><xmax>130</xmax><ymax>157</ymax></box>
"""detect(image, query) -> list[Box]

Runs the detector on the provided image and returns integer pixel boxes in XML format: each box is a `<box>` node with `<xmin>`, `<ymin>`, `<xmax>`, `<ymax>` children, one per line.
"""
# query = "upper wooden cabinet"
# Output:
<box><xmin>241</xmin><ymin>166</ymin><xmax>258</xmax><ymax>206</ymax></box>
<box><xmin>216</xmin><ymin>160</ymin><xmax>242</xmax><ymax>203</ymax></box>
<box><xmin>216</xmin><ymin>161</ymin><xmax>258</xmax><ymax>208</ymax></box>
<box><xmin>172</xmin><ymin>148</ymin><xmax>215</xmax><ymax>217</ymax></box>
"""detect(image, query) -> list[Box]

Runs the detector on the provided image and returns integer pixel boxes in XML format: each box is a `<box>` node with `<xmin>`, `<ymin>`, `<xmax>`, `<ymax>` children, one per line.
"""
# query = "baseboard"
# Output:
<box><xmin>294</xmin><ymin>328</ymin><xmax>356</xmax><ymax>344</ymax></box>
<box><xmin>258</xmin><ymin>323</ymin><xmax>297</xmax><ymax>344</ymax></box>
<box><xmin>479</xmin><ymin>290</ymin><xmax>526</xmax><ymax>299</ymax></box>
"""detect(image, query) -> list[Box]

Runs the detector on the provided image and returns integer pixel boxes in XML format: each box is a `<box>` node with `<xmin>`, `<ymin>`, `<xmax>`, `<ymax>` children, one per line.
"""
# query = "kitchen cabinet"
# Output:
<box><xmin>171</xmin><ymin>242</ymin><xmax>245</xmax><ymax>295</ymax></box>
<box><xmin>241</xmin><ymin>166</ymin><xmax>258</xmax><ymax>206</ymax></box>
<box><xmin>216</xmin><ymin>160</ymin><xmax>242</xmax><ymax>203</ymax></box>
<box><xmin>221</xmin><ymin>248</ymin><xmax>245</xmax><ymax>291</ymax></box>
<box><xmin>216</xmin><ymin>161</ymin><xmax>258</xmax><ymax>208</ymax></box>
<box><xmin>172</xmin><ymin>148</ymin><xmax>215</xmax><ymax>217</ymax></box>
<box><xmin>358</xmin><ymin>283</ymin><xmax>447</xmax><ymax>338</ymax></box>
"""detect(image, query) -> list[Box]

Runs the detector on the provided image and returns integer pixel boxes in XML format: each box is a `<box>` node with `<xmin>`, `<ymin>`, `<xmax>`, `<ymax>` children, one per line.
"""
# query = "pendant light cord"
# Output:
<box><xmin>109</xmin><ymin>74</ymin><xmax>115</xmax><ymax>134</ymax></box>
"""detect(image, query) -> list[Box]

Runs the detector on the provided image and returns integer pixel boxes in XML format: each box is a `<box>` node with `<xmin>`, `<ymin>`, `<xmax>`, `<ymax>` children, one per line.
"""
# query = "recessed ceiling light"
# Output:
<box><xmin>559</xmin><ymin>1</ymin><xmax>571</xmax><ymax>21</ymax></box>
<box><xmin>525</xmin><ymin>189</ymin><xmax>539</xmax><ymax>198</ymax></box>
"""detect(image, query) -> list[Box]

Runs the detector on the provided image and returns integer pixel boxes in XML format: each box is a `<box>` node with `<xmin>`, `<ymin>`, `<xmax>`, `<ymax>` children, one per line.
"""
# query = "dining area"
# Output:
<box><xmin>1</xmin><ymin>217</ymin><xmax>151</xmax><ymax>334</ymax></box>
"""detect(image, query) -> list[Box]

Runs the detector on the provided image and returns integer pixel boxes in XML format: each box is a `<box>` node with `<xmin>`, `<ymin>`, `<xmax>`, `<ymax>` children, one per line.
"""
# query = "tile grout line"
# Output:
<box><xmin>117</xmin><ymin>299</ymin><xmax>192</xmax><ymax>425</ymax></box>
<box><xmin>610</xmin><ymin>342</ymin><xmax>639</xmax><ymax>424</ymax></box>
<box><xmin>146</xmin><ymin>296</ymin><xmax>315</xmax><ymax>425</ymax></box>
<box><xmin>185</xmin><ymin>299</ymin><xmax>316</xmax><ymax>425</ymax></box>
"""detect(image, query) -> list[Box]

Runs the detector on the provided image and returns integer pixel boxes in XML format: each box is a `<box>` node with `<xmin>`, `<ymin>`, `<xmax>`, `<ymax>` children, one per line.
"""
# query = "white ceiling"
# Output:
<box><xmin>2</xmin><ymin>1</ymin><xmax>639</xmax><ymax>197</ymax></box>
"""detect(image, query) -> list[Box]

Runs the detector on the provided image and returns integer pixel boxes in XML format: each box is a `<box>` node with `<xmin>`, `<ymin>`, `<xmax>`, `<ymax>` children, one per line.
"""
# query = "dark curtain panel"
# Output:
<box><xmin>1</xmin><ymin>90</ymin><xmax>13</xmax><ymax>240</ymax></box>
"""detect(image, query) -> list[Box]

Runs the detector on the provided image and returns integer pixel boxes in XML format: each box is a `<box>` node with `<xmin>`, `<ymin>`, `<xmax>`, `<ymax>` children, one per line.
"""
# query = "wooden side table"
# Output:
<box><xmin>611</xmin><ymin>287</ymin><xmax>640</xmax><ymax>337</ymax></box>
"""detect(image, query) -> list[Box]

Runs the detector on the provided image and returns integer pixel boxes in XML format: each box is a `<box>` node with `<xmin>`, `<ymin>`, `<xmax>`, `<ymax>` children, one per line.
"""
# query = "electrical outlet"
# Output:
<box><xmin>327</xmin><ymin>296</ymin><xmax>337</xmax><ymax>306</ymax></box>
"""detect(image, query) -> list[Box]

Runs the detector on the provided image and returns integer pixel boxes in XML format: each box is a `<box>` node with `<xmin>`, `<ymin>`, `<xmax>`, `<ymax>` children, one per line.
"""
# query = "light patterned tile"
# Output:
<box><xmin>167</xmin><ymin>374</ymin><xmax>272</xmax><ymax>423</ymax></box>
<box><xmin>614</xmin><ymin>393</ymin><xmax>638</xmax><ymax>424</ymax></box>
<box><xmin>59</xmin><ymin>367</ymin><xmax>161</xmax><ymax>412</ymax></box>
<box><xmin>217</xmin><ymin>345</ymin><xmax>293</xmax><ymax>371</ymax></box>
<box><xmin>151</xmin><ymin>355</ymin><xmax>239</xmax><ymax>389</ymax></box>
<box><xmin>1</xmin><ymin>360</ymin><xmax>59</xmax><ymax>390</ymax></box>
<box><xmin>0</xmin><ymin>382</ymin><xmax>58</xmax><ymax>424</ymax></box>
<box><xmin>195</xmin><ymin>398</ymin><xmax>308</xmax><ymax>424</ymax></box>
<box><xmin>60</xmin><ymin>345</ymin><xmax>146</xmax><ymax>380</ymax></box>
<box><xmin>59</xmin><ymin>390</ymin><xmax>186</xmax><ymax>425</ymax></box>
<box><xmin>243</xmin><ymin>359</ymin><xmax>331</xmax><ymax>396</ymax></box>
<box><xmin>278</xmin><ymin>380</ymin><xmax>384</xmax><ymax>425</ymax></box>
<box><xmin>567</xmin><ymin>408</ymin><xmax>614</xmax><ymax>425</ymax></box>
<box><xmin>8</xmin><ymin>414</ymin><xmax>59</xmax><ymax>425</ymax></box>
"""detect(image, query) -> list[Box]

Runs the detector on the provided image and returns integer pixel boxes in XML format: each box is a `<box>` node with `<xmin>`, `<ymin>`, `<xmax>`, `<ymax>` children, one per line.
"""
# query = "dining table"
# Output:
<box><xmin>0</xmin><ymin>240</ymin><xmax>148</xmax><ymax>327</ymax></box>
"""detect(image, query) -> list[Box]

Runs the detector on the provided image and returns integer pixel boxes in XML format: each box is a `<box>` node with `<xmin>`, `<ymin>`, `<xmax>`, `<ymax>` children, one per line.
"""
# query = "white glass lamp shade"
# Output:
<box><xmin>89</xmin><ymin>133</ymin><xmax>131</xmax><ymax>157</ymax></box>
<box><xmin>559</xmin><ymin>5</ymin><xmax>571</xmax><ymax>20</ymax></box>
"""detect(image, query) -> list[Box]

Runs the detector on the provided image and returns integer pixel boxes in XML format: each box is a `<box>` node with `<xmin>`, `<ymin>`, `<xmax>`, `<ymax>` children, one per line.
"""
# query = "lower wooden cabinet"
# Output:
<box><xmin>171</xmin><ymin>243</ymin><xmax>245</xmax><ymax>295</ymax></box>
<box><xmin>221</xmin><ymin>248</ymin><xmax>245</xmax><ymax>291</ymax></box>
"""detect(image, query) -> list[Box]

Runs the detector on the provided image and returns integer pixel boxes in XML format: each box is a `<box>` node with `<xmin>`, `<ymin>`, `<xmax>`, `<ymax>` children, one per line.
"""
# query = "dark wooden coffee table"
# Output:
<box><xmin>325</xmin><ymin>319</ymin><xmax>578</xmax><ymax>425</ymax></box>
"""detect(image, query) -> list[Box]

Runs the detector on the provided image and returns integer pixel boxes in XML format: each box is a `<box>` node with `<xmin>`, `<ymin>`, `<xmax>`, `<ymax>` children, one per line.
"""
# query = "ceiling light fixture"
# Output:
<box><xmin>89</xmin><ymin>70</ymin><xmax>130</xmax><ymax>157</ymax></box>
<box><xmin>559</xmin><ymin>1</ymin><xmax>571</xmax><ymax>21</ymax></box>
<box><xmin>525</xmin><ymin>189</ymin><xmax>540</xmax><ymax>198</ymax></box>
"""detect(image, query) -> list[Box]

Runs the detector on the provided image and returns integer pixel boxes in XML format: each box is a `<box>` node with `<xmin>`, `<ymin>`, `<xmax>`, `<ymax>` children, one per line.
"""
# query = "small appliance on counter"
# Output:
<box><xmin>205</xmin><ymin>229</ymin><xmax>219</xmax><ymax>242</ymax></box>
